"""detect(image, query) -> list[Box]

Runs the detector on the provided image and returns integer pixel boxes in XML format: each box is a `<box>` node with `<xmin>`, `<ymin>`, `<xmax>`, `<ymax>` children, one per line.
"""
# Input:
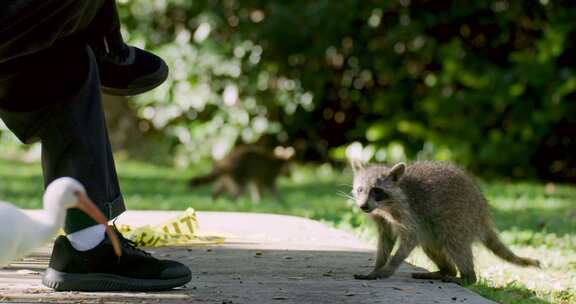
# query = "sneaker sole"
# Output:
<box><xmin>42</xmin><ymin>267</ymin><xmax>191</xmax><ymax>292</ymax></box>
<box><xmin>101</xmin><ymin>61</ymin><xmax>169</xmax><ymax>96</ymax></box>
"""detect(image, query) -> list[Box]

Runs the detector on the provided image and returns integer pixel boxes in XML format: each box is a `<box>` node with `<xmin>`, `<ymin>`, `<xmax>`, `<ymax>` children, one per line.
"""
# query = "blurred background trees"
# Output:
<box><xmin>3</xmin><ymin>0</ymin><xmax>574</xmax><ymax>181</ymax></box>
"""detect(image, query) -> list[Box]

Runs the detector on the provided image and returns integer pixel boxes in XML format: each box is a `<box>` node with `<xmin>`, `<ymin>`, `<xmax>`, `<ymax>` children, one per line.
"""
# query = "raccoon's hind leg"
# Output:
<box><xmin>214</xmin><ymin>176</ymin><xmax>241</xmax><ymax>200</ymax></box>
<box><xmin>211</xmin><ymin>178</ymin><xmax>225</xmax><ymax>200</ymax></box>
<box><xmin>249</xmin><ymin>183</ymin><xmax>262</xmax><ymax>203</ymax></box>
<box><xmin>412</xmin><ymin>246</ymin><xmax>457</xmax><ymax>280</ymax></box>
<box><xmin>267</xmin><ymin>183</ymin><xmax>285</xmax><ymax>204</ymax></box>
<box><xmin>443</xmin><ymin>242</ymin><xmax>477</xmax><ymax>285</ymax></box>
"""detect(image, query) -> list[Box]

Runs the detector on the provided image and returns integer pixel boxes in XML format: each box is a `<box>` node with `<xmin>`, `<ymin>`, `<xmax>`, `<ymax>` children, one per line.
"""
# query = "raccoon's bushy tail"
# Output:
<box><xmin>188</xmin><ymin>172</ymin><xmax>218</xmax><ymax>187</ymax></box>
<box><xmin>482</xmin><ymin>228</ymin><xmax>540</xmax><ymax>267</ymax></box>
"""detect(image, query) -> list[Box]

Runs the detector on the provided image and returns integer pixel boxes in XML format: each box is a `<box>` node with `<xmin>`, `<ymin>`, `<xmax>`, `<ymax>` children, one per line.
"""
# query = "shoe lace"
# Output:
<box><xmin>111</xmin><ymin>223</ymin><xmax>151</xmax><ymax>257</ymax></box>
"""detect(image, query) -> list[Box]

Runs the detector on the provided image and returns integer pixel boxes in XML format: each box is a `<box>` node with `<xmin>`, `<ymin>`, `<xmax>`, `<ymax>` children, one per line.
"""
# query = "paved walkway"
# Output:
<box><xmin>0</xmin><ymin>211</ymin><xmax>496</xmax><ymax>304</ymax></box>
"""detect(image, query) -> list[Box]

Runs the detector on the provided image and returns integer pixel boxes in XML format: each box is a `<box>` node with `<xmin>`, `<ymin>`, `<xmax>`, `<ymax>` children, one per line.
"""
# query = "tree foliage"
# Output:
<box><xmin>117</xmin><ymin>0</ymin><xmax>576</xmax><ymax>181</ymax></box>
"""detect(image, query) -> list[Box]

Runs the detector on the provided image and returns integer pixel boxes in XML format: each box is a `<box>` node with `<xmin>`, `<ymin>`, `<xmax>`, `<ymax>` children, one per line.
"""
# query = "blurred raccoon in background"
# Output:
<box><xmin>189</xmin><ymin>145</ymin><xmax>294</xmax><ymax>203</ymax></box>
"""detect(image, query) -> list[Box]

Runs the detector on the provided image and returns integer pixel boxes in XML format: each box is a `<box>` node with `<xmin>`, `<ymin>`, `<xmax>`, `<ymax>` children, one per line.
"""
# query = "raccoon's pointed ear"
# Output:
<box><xmin>349</xmin><ymin>158</ymin><xmax>365</xmax><ymax>173</ymax></box>
<box><xmin>389</xmin><ymin>162</ymin><xmax>406</xmax><ymax>182</ymax></box>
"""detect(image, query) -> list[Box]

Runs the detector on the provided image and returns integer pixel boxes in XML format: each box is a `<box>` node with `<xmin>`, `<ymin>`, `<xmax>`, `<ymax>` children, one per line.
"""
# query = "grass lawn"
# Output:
<box><xmin>0</xmin><ymin>157</ymin><xmax>574</xmax><ymax>304</ymax></box>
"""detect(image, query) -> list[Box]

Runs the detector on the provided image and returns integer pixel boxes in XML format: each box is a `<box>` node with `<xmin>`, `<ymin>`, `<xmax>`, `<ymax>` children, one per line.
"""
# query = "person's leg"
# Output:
<box><xmin>39</xmin><ymin>50</ymin><xmax>125</xmax><ymax>233</ymax></box>
<box><xmin>85</xmin><ymin>0</ymin><xmax>122</xmax><ymax>38</ymax></box>
<box><xmin>1</xmin><ymin>2</ymin><xmax>119</xmax><ymax>244</ymax></box>
<box><xmin>0</xmin><ymin>0</ymin><xmax>105</xmax><ymax>64</ymax></box>
<box><xmin>84</xmin><ymin>0</ymin><xmax>170</xmax><ymax>96</ymax></box>
<box><xmin>1</xmin><ymin>43</ymin><xmax>191</xmax><ymax>291</ymax></box>
<box><xmin>0</xmin><ymin>41</ymin><xmax>125</xmax><ymax>232</ymax></box>
<box><xmin>1</xmin><ymin>0</ymin><xmax>167</xmax><ymax>99</ymax></box>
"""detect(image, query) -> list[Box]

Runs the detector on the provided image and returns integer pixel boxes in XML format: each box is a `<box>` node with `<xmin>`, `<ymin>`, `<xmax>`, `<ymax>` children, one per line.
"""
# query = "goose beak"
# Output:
<box><xmin>74</xmin><ymin>191</ymin><xmax>122</xmax><ymax>257</ymax></box>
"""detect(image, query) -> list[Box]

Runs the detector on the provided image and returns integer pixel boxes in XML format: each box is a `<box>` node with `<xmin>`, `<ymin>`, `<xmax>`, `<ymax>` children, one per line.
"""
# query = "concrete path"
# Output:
<box><xmin>0</xmin><ymin>211</ymin><xmax>496</xmax><ymax>304</ymax></box>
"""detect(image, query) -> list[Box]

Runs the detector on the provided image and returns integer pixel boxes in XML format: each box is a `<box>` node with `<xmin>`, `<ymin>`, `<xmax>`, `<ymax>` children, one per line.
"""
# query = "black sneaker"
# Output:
<box><xmin>42</xmin><ymin>231</ymin><xmax>191</xmax><ymax>291</ymax></box>
<box><xmin>93</xmin><ymin>37</ymin><xmax>169</xmax><ymax>96</ymax></box>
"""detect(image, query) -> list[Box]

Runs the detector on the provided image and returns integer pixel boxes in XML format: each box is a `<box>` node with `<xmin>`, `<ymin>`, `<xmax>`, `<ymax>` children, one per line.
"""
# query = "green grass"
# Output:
<box><xmin>0</xmin><ymin>157</ymin><xmax>574</xmax><ymax>304</ymax></box>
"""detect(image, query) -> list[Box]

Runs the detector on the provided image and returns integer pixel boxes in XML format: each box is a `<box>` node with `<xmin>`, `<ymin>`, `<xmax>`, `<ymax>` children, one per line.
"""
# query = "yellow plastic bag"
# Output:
<box><xmin>116</xmin><ymin>208</ymin><xmax>224</xmax><ymax>247</ymax></box>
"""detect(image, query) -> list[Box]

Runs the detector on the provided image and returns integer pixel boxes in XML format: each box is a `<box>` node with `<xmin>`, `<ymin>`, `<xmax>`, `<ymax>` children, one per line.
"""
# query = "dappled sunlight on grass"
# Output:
<box><xmin>407</xmin><ymin>245</ymin><xmax>575</xmax><ymax>304</ymax></box>
<box><xmin>474</xmin><ymin>246</ymin><xmax>575</xmax><ymax>303</ymax></box>
<box><xmin>0</xmin><ymin>159</ymin><xmax>43</xmax><ymax>208</ymax></box>
<box><xmin>470</xmin><ymin>280</ymin><xmax>556</xmax><ymax>304</ymax></box>
<box><xmin>483</xmin><ymin>182</ymin><xmax>576</xmax><ymax>239</ymax></box>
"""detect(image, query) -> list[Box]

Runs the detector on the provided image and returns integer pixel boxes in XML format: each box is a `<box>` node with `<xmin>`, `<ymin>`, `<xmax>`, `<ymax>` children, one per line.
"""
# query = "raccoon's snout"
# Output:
<box><xmin>359</xmin><ymin>203</ymin><xmax>373</xmax><ymax>213</ymax></box>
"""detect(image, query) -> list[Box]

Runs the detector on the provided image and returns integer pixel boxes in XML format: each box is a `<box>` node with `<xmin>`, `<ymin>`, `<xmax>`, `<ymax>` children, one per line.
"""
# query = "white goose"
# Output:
<box><xmin>0</xmin><ymin>177</ymin><xmax>121</xmax><ymax>267</ymax></box>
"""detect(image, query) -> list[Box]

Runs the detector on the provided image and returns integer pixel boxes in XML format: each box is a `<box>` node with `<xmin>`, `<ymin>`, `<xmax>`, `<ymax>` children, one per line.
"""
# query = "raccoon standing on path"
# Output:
<box><xmin>189</xmin><ymin>145</ymin><xmax>293</xmax><ymax>202</ymax></box>
<box><xmin>350</xmin><ymin>161</ymin><xmax>540</xmax><ymax>285</ymax></box>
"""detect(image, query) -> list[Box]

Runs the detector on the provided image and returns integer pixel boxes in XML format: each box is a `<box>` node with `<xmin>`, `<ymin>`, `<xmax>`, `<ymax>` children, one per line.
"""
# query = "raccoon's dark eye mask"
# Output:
<box><xmin>371</xmin><ymin>187</ymin><xmax>389</xmax><ymax>202</ymax></box>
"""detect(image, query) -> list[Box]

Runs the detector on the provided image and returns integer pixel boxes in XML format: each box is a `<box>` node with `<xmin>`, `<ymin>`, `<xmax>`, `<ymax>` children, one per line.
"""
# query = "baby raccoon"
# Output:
<box><xmin>189</xmin><ymin>145</ymin><xmax>293</xmax><ymax>203</ymax></box>
<box><xmin>350</xmin><ymin>161</ymin><xmax>540</xmax><ymax>285</ymax></box>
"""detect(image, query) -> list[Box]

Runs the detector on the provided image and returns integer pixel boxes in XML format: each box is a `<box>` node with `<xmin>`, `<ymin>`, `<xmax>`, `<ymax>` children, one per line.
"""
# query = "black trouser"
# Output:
<box><xmin>0</xmin><ymin>0</ymin><xmax>126</xmax><ymax>233</ymax></box>
<box><xmin>0</xmin><ymin>0</ymin><xmax>120</xmax><ymax>64</ymax></box>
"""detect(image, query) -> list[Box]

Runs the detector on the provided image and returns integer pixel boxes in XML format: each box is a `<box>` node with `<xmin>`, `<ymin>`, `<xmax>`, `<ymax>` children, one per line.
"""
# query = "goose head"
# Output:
<box><xmin>44</xmin><ymin>177</ymin><xmax>122</xmax><ymax>257</ymax></box>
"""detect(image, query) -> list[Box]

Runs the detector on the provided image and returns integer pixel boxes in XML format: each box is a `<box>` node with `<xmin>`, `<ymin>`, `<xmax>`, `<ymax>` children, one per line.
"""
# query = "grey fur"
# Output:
<box><xmin>351</xmin><ymin>161</ymin><xmax>540</xmax><ymax>285</ymax></box>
